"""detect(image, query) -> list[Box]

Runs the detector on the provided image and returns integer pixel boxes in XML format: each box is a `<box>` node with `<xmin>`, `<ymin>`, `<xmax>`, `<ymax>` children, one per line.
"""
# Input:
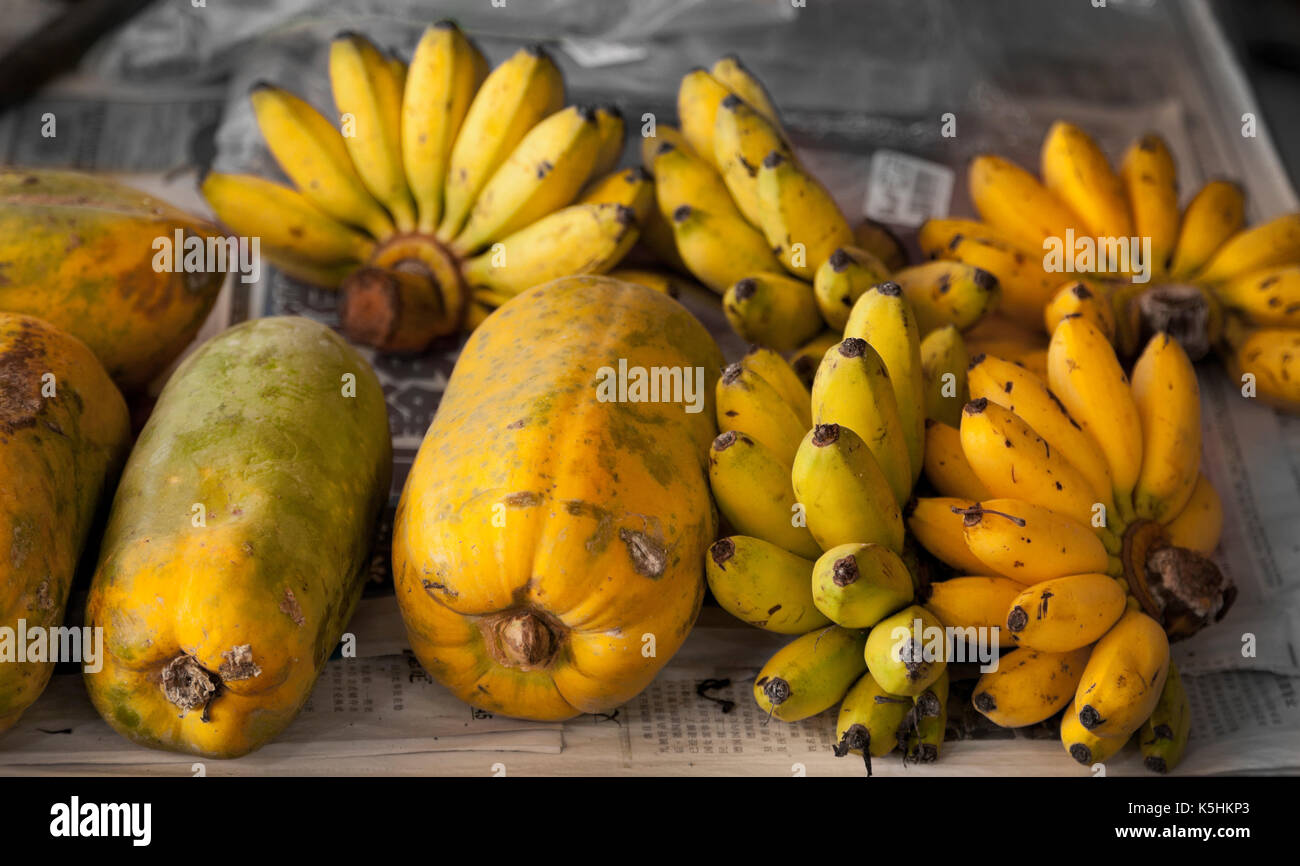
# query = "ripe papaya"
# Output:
<box><xmin>0</xmin><ymin>314</ymin><xmax>130</xmax><ymax>733</ymax></box>
<box><xmin>393</xmin><ymin>275</ymin><xmax>722</xmax><ymax>720</ymax></box>
<box><xmin>84</xmin><ymin>317</ymin><xmax>392</xmax><ymax>758</ymax></box>
<box><xmin>0</xmin><ymin>169</ymin><xmax>227</xmax><ymax>391</ymax></box>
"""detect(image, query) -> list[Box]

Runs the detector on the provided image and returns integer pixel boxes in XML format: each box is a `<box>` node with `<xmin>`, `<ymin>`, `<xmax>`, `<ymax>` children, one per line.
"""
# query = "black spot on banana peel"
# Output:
<box><xmin>875</xmin><ymin>281</ymin><xmax>903</xmax><ymax>297</ymax></box>
<box><xmin>732</xmin><ymin>278</ymin><xmax>757</xmax><ymax>301</ymax></box>
<box><xmin>1078</xmin><ymin>704</ymin><xmax>1105</xmax><ymax>730</ymax></box>
<box><xmin>964</xmin><ymin>396</ymin><xmax>989</xmax><ymax>416</ymax></box>
<box><xmin>829</xmin><ymin>248</ymin><xmax>853</xmax><ymax>272</ymax></box>
<box><xmin>832</xmin><ymin>555</ymin><xmax>859</xmax><ymax>587</ymax></box>
<box><xmin>710</xmin><ymin>538</ymin><xmax>735</xmax><ymax>567</ymax></box>
<box><xmin>1134</xmin><ymin>284</ymin><xmax>1214</xmax><ymax>361</ymax></box>
<box><xmin>832</xmin><ymin>723</ymin><xmax>875</xmax><ymax>776</ymax></box>
<box><xmin>1069</xmin><ymin>743</ymin><xmax>1094</xmax><ymax>765</ymax></box>
<box><xmin>1007</xmin><ymin>606</ymin><xmax>1029</xmax><ymax>633</ymax></box>
<box><xmin>838</xmin><ymin>337</ymin><xmax>867</xmax><ymax>358</ymax></box>
<box><xmin>811</xmin><ymin>423</ymin><xmax>839</xmax><ymax>447</ymax></box>
<box><xmin>973</xmin><ymin>691</ymin><xmax>996</xmax><ymax>713</ymax></box>
<box><xmin>762</xmin><ymin>150</ymin><xmax>786</xmax><ymax>170</ymax></box>
<box><xmin>1121</xmin><ymin>519</ymin><xmax>1236</xmax><ymax>641</ymax></box>
<box><xmin>762</xmin><ymin>676</ymin><xmax>791</xmax><ymax>706</ymax></box>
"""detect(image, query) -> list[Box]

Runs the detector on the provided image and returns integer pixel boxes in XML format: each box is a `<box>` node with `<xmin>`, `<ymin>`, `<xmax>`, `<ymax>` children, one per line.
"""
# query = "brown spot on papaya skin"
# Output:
<box><xmin>620</xmin><ymin>528</ymin><xmax>666</xmax><ymax>579</ymax></box>
<box><xmin>218</xmin><ymin>644</ymin><xmax>261</xmax><ymax>681</ymax></box>
<box><xmin>280</xmin><ymin>588</ymin><xmax>305</xmax><ymax>627</ymax></box>
<box><xmin>422</xmin><ymin>579</ymin><xmax>459</xmax><ymax>600</ymax></box>
<box><xmin>160</xmin><ymin>653</ymin><xmax>219</xmax><ymax>716</ymax></box>
<box><xmin>0</xmin><ymin>319</ymin><xmax>45</xmax><ymax>435</ymax></box>
<box><xmin>504</xmin><ymin>491</ymin><xmax>542</xmax><ymax>507</ymax></box>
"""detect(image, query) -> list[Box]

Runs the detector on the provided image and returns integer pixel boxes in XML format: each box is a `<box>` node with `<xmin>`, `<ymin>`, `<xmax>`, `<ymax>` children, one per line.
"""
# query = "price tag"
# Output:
<box><xmin>863</xmin><ymin>149</ymin><xmax>954</xmax><ymax>228</ymax></box>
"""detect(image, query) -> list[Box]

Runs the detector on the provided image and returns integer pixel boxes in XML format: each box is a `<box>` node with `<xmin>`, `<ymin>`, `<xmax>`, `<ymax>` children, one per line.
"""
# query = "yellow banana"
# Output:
<box><xmin>709</xmin><ymin>55</ymin><xmax>784</xmax><ymax>134</ymax></box>
<box><xmin>706</xmin><ymin>536</ymin><xmax>829</xmax><ymax>634</ymax></box>
<box><xmin>811</xmin><ymin>542</ymin><xmax>914</xmax><ymax>629</ymax></box>
<box><xmin>853</xmin><ymin>217</ymin><xmax>908</xmax><ymax>271</ymax></box>
<box><xmin>968</xmin><ymin>154</ymin><xmax>1088</xmax><ymax>253</ymax></box>
<box><xmin>1040</xmin><ymin>120</ymin><xmax>1133</xmax><ymax>241</ymax></box>
<box><xmin>936</xmin><ymin>233</ymin><xmax>1060</xmax><ymax>331</ymax></box>
<box><xmin>640</xmin><ymin>122</ymin><xmax>697</xmax><ymax>168</ymax></box>
<box><xmin>1120</xmin><ymin>134</ymin><xmax>1179</xmax><ymax>278</ymax></box>
<box><xmin>460</xmin><ymin>202</ymin><xmax>636</xmax><ymax>296</ymax></box>
<box><xmin>905</xmin><ymin>497</ymin><xmax>991</xmax><ymax>575</ymax></box>
<box><xmin>578</xmin><ymin>166</ymin><xmax>654</xmax><ymax>223</ymax></box>
<box><xmin>956</xmin><ymin>498</ymin><xmax>1110</xmax><ymax>584</ymax></box>
<box><xmin>330</xmin><ymin>32</ymin><xmax>416</xmax><ymax>232</ymax></box>
<box><xmin>1197</xmin><ymin>212</ymin><xmax>1300</xmax><ymax>284</ymax></box>
<box><xmin>789</xmin><ymin>331</ymin><xmax>841</xmax><ymax>389</ymax></box>
<box><xmin>723</xmin><ymin>272</ymin><xmax>824</xmax><ymax>352</ymax></box>
<box><xmin>972</xmin><ymin>646</ymin><xmax>1091</xmax><ymax>728</ymax></box>
<box><xmin>757</xmin><ymin>150</ymin><xmax>853</xmax><ymax>280</ymax></box>
<box><xmin>791</xmin><ymin>423</ymin><xmax>905</xmax><ymax>554</ymax></box>
<box><xmin>713</xmin><ymin>93</ymin><xmax>793</xmax><ymax>227</ymax></box>
<box><xmin>810</xmin><ymin>337</ymin><xmax>913</xmax><ymax>506</ymax></box>
<box><xmin>1043</xmin><ymin>279</ymin><xmax>1116</xmax><ymax>343</ymax></box>
<box><xmin>843</xmin><ymin>282</ymin><xmax>926</xmax><ymax>484</ymax></box>
<box><xmin>1167</xmin><ymin>179</ymin><xmax>1244</xmax><ymax>279</ymax></box>
<box><xmin>201</xmin><ymin>172</ymin><xmax>375</xmax><ymax>266</ymax></box>
<box><xmin>708</xmin><ymin>431</ymin><xmax>821</xmax><ymax>559</ymax></box>
<box><xmin>451</xmin><ymin>105</ymin><xmax>602</xmax><ymax>254</ymax></box>
<box><xmin>812</xmin><ymin>246</ymin><xmax>890</xmax><ymax>330</ymax></box>
<box><xmin>1224</xmin><ymin>321</ymin><xmax>1300</xmax><ymax>412</ymax></box>
<box><xmin>1164</xmin><ymin>473</ymin><xmax>1223</xmax><ymax>550</ymax></box>
<box><xmin>920</xmin><ymin>324</ymin><xmax>969</xmax><ymax>428</ymax></box>
<box><xmin>1131</xmin><ymin>333</ymin><xmax>1202</xmax><ymax>522</ymax></box>
<box><xmin>924</xmin><ymin>575</ymin><xmax>1022</xmax><ymax>631</ymax></box>
<box><xmin>605</xmin><ymin>268</ymin><xmax>683</xmax><ymax>297</ymax></box>
<box><xmin>863</xmin><ymin>605</ymin><xmax>947</xmax><ymax>697</ymax></box>
<box><xmin>590</xmin><ymin>104</ymin><xmax>625</xmax><ymax>177</ymax></box>
<box><xmin>1214</xmin><ymin>264</ymin><xmax>1300</xmax><ymax>327</ymax></box>
<box><xmin>677</xmin><ymin>67</ymin><xmax>732</xmax><ymax>170</ymax></box>
<box><xmin>918</xmin><ymin>217</ymin><xmax>1030</xmax><ymax>258</ymax></box>
<box><xmin>959</xmin><ymin>397</ymin><xmax>1101</xmax><ymax>527</ymax></box>
<box><xmin>640</xmin><ymin>205</ymin><xmax>689</xmax><ymax>273</ymax></box>
<box><xmin>669</xmin><ymin>204</ymin><xmax>783</xmax><ymax>294</ymax></box>
<box><xmin>834</xmin><ymin>671</ymin><xmax>913</xmax><ymax>771</ymax></box>
<box><xmin>716</xmin><ymin>360</ymin><xmax>808</xmax><ymax>465</ymax></box>
<box><xmin>923</xmin><ymin>420</ymin><xmax>991</xmax><ymax>501</ymax></box>
<box><xmin>1061</xmin><ymin>697</ymin><xmax>1129</xmax><ymax>767</ymax></box>
<box><xmin>1005</xmin><ymin>573</ymin><xmax>1127</xmax><ymax>652</ymax></box>
<box><xmin>1048</xmin><ymin>315</ymin><xmax>1144</xmax><ymax>523</ymax></box>
<box><xmin>437</xmin><ymin>45</ymin><xmax>564</xmax><ymax>241</ymax></box>
<box><xmin>904</xmin><ymin>669</ymin><xmax>949</xmax><ymax>763</ymax></box>
<box><xmin>250</xmin><ymin>83</ymin><xmax>394</xmax><ymax>238</ymax></box>
<box><xmin>754</xmin><ymin>625</ymin><xmax>868</xmax><ymax>722</ymax></box>
<box><xmin>740</xmin><ymin>345</ymin><xmax>812</xmax><ymax>426</ymax></box>
<box><xmin>401</xmin><ymin>21</ymin><xmax>487</xmax><ymax>233</ymax></box>
<box><xmin>650</xmin><ymin>140</ymin><xmax>742</xmax><ymax>221</ymax></box>
<box><xmin>1074</xmin><ymin>607</ymin><xmax>1171</xmax><ymax>740</ymax></box>
<box><xmin>890</xmin><ymin>260</ymin><xmax>1000</xmax><ymax>334</ymax></box>
<box><xmin>1139</xmin><ymin>661</ymin><xmax>1190</xmax><ymax>774</ymax></box>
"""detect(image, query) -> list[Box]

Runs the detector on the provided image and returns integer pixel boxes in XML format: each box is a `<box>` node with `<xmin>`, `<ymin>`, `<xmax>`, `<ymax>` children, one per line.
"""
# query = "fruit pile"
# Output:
<box><xmin>924</xmin><ymin>121</ymin><xmax>1300</xmax><ymax>413</ymax></box>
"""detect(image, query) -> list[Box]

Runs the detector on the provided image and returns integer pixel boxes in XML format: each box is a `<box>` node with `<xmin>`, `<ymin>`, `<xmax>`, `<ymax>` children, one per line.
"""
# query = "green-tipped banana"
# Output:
<box><xmin>864</xmin><ymin>604</ymin><xmax>947</xmax><ymax>697</ymax></box>
<box><xmin>920</xmin><ymin>324</ymin><xmax>969</xmax><ymax>428</ymax></box>
<box><xmin>811</xmin><ymin>543</ymin><xmax>913</xmax><ymax>628</ymax></box>
<box><xmin>723</xmin><ymin>272</ymin><xmax>824</xmax><ymax>352</ymax></box>
<box><xmin>707</xmin><ymin>536</ymin><xmax>829</xmax><ymax>634</ymax></box>
<box><xmin>1139</xmin><ymin>662</ymin><xmax>1190</xmax><ymax>774</ymax></box>
<box><xmin>708</xmin><ymin>431</ymin><xmax>821</xmax><ymax>559</ymax></box>
<box><xmin>833</xmin><ymin>671</ymin><xmax>913</xmax><ymax>774</ymax></box>
<box><xmin>754</xmin><ymin>625</ymin><xmax>869</xmax><ymax>722</ymax></box>
<box><xmin>791</xmin><ymin>423</ymin><xmax>905</xmax><ymax>554</ymax></box>
<box><xmin>812</xmin><ymin>246</ymin><xmax>890</xmax><ymax>330</ymax></box>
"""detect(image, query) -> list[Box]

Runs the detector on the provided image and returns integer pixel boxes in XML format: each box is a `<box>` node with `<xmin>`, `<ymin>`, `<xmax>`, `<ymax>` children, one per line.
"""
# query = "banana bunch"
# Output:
<box><xmin>203</xmin><ymin>23</ymin><xmax>643</xmax><ymax>351</ymax></box>
<box><xmin>922</xmin><ymin>120</ymin><xmax>1300</xmax><ymax>413</ymax></box>
<box><xmin>909</xmin><ymin>316</ymin><xmax>1237</xmax><ymax>773</ymax></box>
<box><xmin>647</xmin><ymin>57</ymin><xmax>999</xmax><ymax>350</ymax></box>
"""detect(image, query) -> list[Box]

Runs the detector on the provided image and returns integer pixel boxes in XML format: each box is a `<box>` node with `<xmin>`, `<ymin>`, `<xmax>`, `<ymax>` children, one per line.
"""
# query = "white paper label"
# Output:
<box><xmin>863</xmin><ymin>149</ymin><xmax>954</xmax><ymax>228</ymax></box>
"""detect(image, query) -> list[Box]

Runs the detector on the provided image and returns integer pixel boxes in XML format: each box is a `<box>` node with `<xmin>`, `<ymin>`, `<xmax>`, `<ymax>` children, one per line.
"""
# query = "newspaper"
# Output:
<box><xmin>2</xmin><ymin>0</ymin><xmax>1299</xmax><ymax>776</ymax></box>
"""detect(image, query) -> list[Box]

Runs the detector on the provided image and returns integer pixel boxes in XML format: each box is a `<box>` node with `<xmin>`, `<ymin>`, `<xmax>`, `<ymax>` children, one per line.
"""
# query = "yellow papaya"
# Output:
<box><xmin>84</xmin><ymin>317</ymin><xmax>392</xmax><ymax>758</ymax></box>
<box><xmin>392</xmin><ymin>275</ymin><xmax>722</xmax><ymax>720</ymax></box>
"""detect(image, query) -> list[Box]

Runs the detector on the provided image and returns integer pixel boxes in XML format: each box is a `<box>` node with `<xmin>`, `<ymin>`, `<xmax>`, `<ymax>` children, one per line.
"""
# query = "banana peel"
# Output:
<box><xmin>1120</xmin><ymin>519</ymin><xmax>1236</xmax><ymax>641</ymax></box>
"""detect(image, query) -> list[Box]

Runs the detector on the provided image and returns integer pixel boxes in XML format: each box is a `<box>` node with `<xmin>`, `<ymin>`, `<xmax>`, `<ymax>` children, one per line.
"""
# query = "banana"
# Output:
<box><xmin>791</xmin><ymin>423</ymin><xmax>905</xmax><ymax>554</ymax></box>
<box><xmin>812</xmin><ymin>246</ymin><xmax>890</xmax><ymax>330</ymax></box>
<box><xmin>757</xmin><ymin>150</ymin><xmax>853</xmax><ymax>280</ymax></box>
<box><xmin>650</xmin><ymin>140</ymin><xmax>739</xmax><ymax>220</ymax></box>
<box><xmin>918</xmin><ymin>217</ymin><xmax>1030</xmax><ymax>258</ymax></box>
<box><xmin>904</xmin><ymin>669</ymin><xmax>949</xmax><ymax>763</ymax></box>
<box><xmin>460</xmin><ymin>202</ymin><xmax>636</xmax><ymax>296</ymax></box>
<box><xmin>1043</xmin><ymin>279</ymin><xmax>1116</xmax><ymax>343</ymax></box>
<box><xmin>1164</xmin><ymin>473</ymin><xmax>1223</xmax><ymax>551</ymax></box>
<box><xmin>967</xmin><ymin>353</ymin><xmax>1113</xmax><ymax>511</ymax></box>
<box><xmin>640</xmin><ymin>122</ymin><xmax>697</xmax><ymax>169</ymax></box>
<box><xmin>1214</xmin><ymin>264</ymin><xmax>1300</xmax><ymax>327</ymax></box>
<box><xmin>920</xmin><ymin>324</ymin><xmax>969</xmax><ymax>428</ymax></box>
<box><xmin>1139</xmin><ymin>662</ymin><xmax>1190</xmax><ymax>774</ymax></box>
<box><xmin>936</xmin><ymin>233</ymin><xmax>1060</xmax><ymax>331</ymax></box>
<box><xmin>1047</xmin><ymin>315</ymin><xmax>1144</xmax><ymax>523</ymax></box>
<box><xmin>677</xmin><ymin>68</ymin><xmax>732</xmax><ymax>170</ymax></box>
<box><xmin>249</xmin><ymin>83</ymin><xmax>394</xmax><ymax>239</ymax></box>
<box><xmin>789</xmin><ymin>331</ymin><xmax>840</xmax><ymax>389</ymax></box>
<box><xmin>605</xmin><ymin>268</ymin><xmax>682</xmax><ymax>297</ymax></box>
<box><xmin>972</xmin><ymin>646</ymin><xmax>1091</xmax><ymax>728</ymax></box>
<box><xmin>890</xmin><ymin>260</ymin><xmax>1000</xmax><ymax>334</ymax></box>
<box><xmin>924</xmin><ymin>575</ymin><xmax>1022</xmax><ymax>631</ymax></box>
<box><xmin>330</xmin><ymin>32</ymin><xmax>416</xmax><ymax>232</ymax></box>
<box><xmin>956</xmin><ymin>499</ymin><xmax>1110</xmax><ymax>585</ymax></box>
<box><xmin>402</xmin><ymin>21</ymin><xmax>487</xmax><ymax>233</ymax></box>
<box><xmin>1040</xmin><ymin>120</ymin><xmax>1133</xmax><ymax>241</ymax></box>
<box><xmin>1197</xmin><ymin>212</ymin><xmax>1300</xmax><ymax>284</ymax></box>
<box><xmin>923</xmin><ymin>420</ymin><xmax>991</xmax><ymax>501</ymax></box>
<box><xmin>437</xmin><ymin>45</ymin><xmax>564</xmax><ymax>241</ymax></box>
<box><xmin>201</xmin><ymin>172</ymin><xmax>375</xmax><ymax>266</ymax></box>
<box><xmin>863</xmin><ymin>605</ymin><xmax>947</xmax><ymax>697</ymax></box>
<box><xmin>451</xmin><ymin>105</ymin><xmax>602</xmax><ymax>254</ymax></box>
<box><xmin>834</xmin><ymin>671</ymin><xmax>913</xmax><ymax>772</ymax></box>
<box><xmin>1224</xmin><ymin>322</ymin><xmax>1300</xmax><ymax>412</ymax></box>
<box><xmin>708</xmin><ymin>431</ymin><xmax>821</xmax><ymax>559</ymax></box>
<box><xmin>706</xmin><ymin>536</ymin><xmax>829</xmax><ymax>634</ymax></box>
<box><xmin>640</xmin><ymin>205</ymin><xmax>690</xmax><ymax>273</ymax></box>
<box><xmin>713</xmin><ymin>93</ymin><xmax>793</xmax><ymax>227</ymax></box>
<box><xmin>386</xmin><ymin>53</ymin><xmax>408</xmax><ymax>90</ymax></box>
<box><xmin>754</xmin><ymin>625</ymin><xmax>869</xmax><ymax>722</ymax></box>
<box><xmin>853</xmin><ymin>217</ymin><xmax>909</xmax><ymax>271</ymax></box>
<box><xmin>905</xmin><ymin>497</ymin><xmax>990</xmax><ymax>575</ymax></box>
<box><xmin>716</xmin><ymin>360</ymin><xmax>808</xmax><ymax>465</ymax></box>
<box><xmin>740</xmin><ymin>345</ymin><xmax>812</xmax><ymax>426</ymax></box>
<box><xmin>811</xmin><ymin>542</ymin><xmax>914</xmax><ymax>628</ymax></box>
<box><xmin>578</xmin><ymin>166</ymin><xmax>655</xmax><ymax>223</ymax></box>
<box><xmin>968</xmin><ymin>154</ymin><xmax>1088</xmax><ymax>253</ymax></box>
<box><xmin>1131</xmin><ymin>333</ymin><xmax>1202</xmax><ymax>522</ymax></box>
<box><xmin>709</xmin><ymin>55</ymin><xmax>784</xmax><ymax>134</ymax></box>
<box><xmin>1061</xmin><ymin>697</ymin><xmax>1129</xmax><ymax>767</ymax></box>
<box><xmin>1004</xmin><ymin>573</ymin><xmax>1127</xmax><ymax>652</ymax></box>
<box><xmin>1074</xmin><ymin>607</ymin><xmax>1171</xmax><ymax>740</ymax></box>
<box><xmin>810</xmin><ymin>337</ymin><xmax>913</xmax><ymax>506</ymax></box>
<box><xmin>842</xmin><ymin>282</ymin><xmax>926</xmax><ymax>484</ymax></box>
<box><xmin>669</xmin><ymin>204</ymin><xmax>783</xmax><ymax>294</ymax></box>
<box><xmin>1120</xmin><ymin>134</ymin><xmax>1179</xmax><ymax>278</ymax></box>
<box><xmin>723</xmin><ymin>273</ymin><xmax>824</xmax><ymax>352</ymax></box>
<box><xmin>591</xmin><ymin>104</ymin><xmax>626</xmax><ymax>177</ymax></box>
<box><xmin>959</xmin><ymin>397</ymin><xmax>1101</xmax><ymax>527</ymax></box>
<box><xmin>1168</xmin><ymin>179</ymin><xmax>1245</xmax><ymax>279</ymax></box>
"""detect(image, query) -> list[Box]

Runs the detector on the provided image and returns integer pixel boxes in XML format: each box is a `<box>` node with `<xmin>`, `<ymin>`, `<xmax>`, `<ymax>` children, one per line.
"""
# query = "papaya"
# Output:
<box><xmin>392</xmin><ymin>275</ymin><xmax>722</xmax><ymax>720</ymax></box>
<box><xmin>0</xmin><ymin>314</ymin><xmax>130</xmax><ymax>733</ymax></box>
<box><xmin>0</xmin><ymin>169</ymin><xmax>227</xmax><ymax>391</ymax></box>
<box><xmin>84</xmin><ymin>317</ymin><xmax>391</xmax><ymax>758</ymax></box>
